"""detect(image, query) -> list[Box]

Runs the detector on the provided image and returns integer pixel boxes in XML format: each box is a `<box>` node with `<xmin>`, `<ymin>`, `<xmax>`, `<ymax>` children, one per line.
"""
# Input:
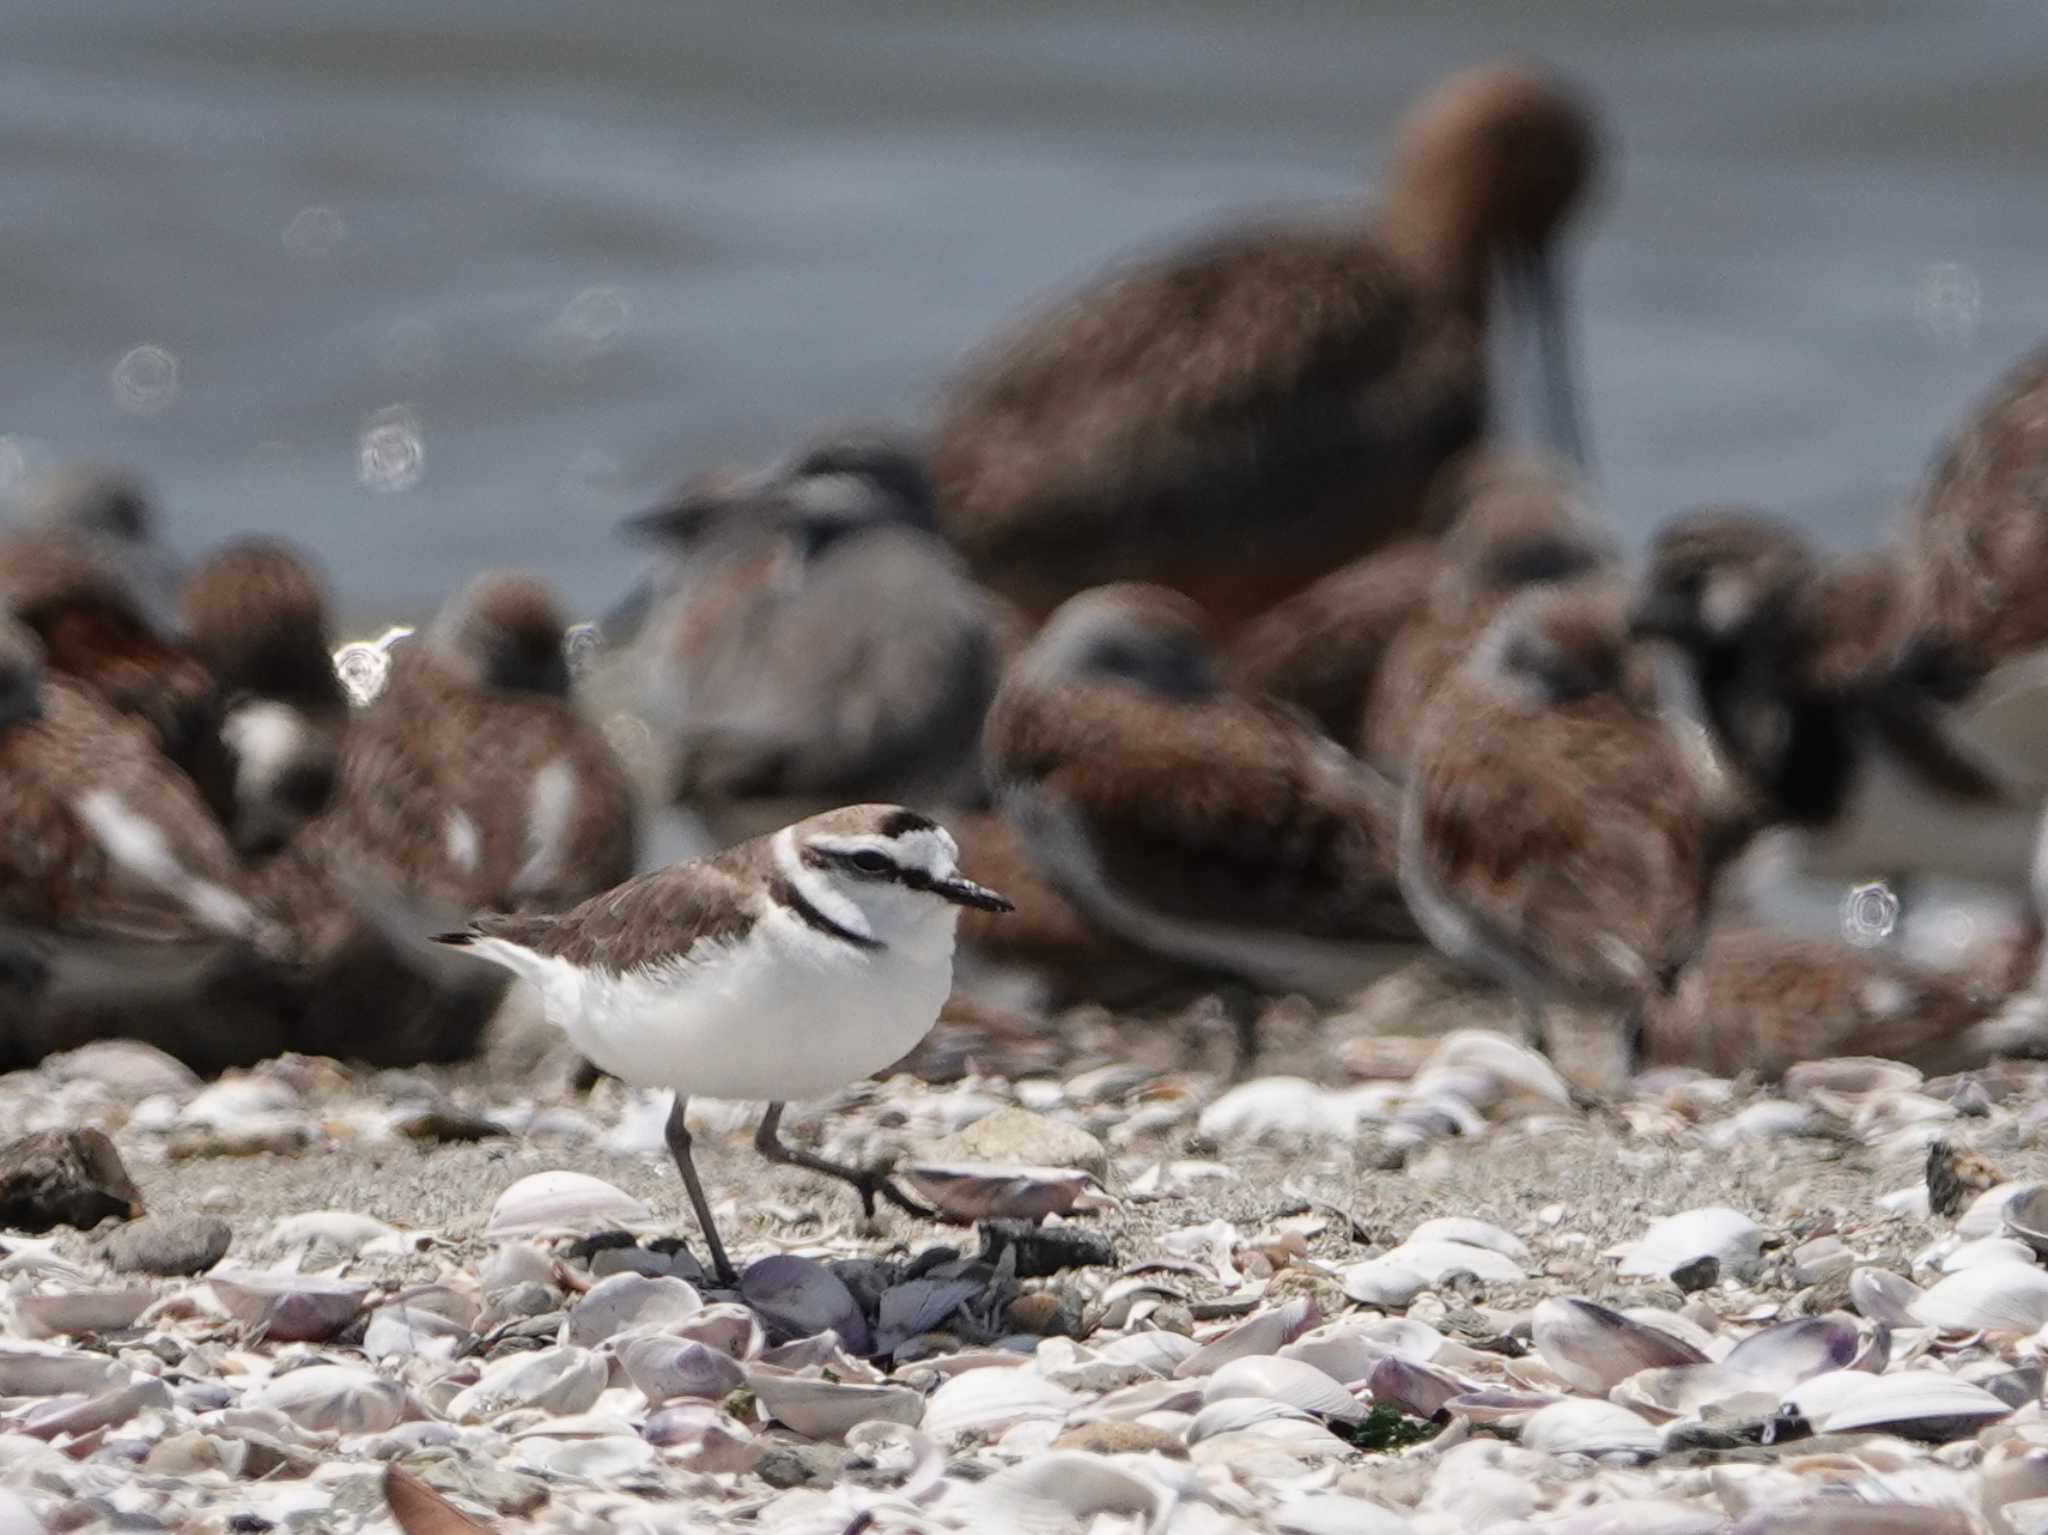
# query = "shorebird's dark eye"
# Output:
<box><xmin>849</xmin><ymin>850</ymin><xmax>892</xmax><ymax>875</ymax></box>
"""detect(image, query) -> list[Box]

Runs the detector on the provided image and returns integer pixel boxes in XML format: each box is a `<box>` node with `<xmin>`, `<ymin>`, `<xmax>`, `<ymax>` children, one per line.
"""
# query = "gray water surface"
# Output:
<box><xmin>3</xmin><ymin>0</ymin><xmax>2046</xmax><ymax>624</ymax></box>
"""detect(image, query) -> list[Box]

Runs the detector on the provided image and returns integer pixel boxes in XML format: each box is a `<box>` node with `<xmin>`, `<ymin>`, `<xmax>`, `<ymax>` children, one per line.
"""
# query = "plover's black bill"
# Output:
<box><xmin>932</xmin><ymin>875</ymin><xmax>1013</xmax><ymax>913</ymax></box>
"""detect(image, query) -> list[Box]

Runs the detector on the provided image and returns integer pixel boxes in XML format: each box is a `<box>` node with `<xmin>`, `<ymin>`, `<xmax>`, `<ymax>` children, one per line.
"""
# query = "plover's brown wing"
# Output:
<box><xmin>988</xmin><ymin>679</ymin><xmax>1416</xmax><ymax>944</ymax></box>
<box><xmin>1224</xmin><ymin>541</ymin><xmax>1440</xmax><ymax>740</ymax></box>
<box><xmin>1911</xmin><ymin>346</ymin><xmax>2048</xmax><ymax>682</ymax></box>
<box><xmin>933</xmin><ymin>228</ymin><xmax>1481</xmax><ymax>621</ymax></box>
<box><xmin>1642</xmin><ymin>930</ymin><xmax>1998</xmax><ymax>1080</ymax></box>
<box><xmin>1408</xmin><ymin>693</ymin><xmax>1707</xmax><ymax>1004</ymax></box>
<box><xmin>463</xmin><ymin>850</ymin><xmax>763</xmax><ymax>975</ymax></box>
<box><xmin>1358</xmin><ymin>606</ymin><xmax>1496</xmax><ymax>774</ymax></box>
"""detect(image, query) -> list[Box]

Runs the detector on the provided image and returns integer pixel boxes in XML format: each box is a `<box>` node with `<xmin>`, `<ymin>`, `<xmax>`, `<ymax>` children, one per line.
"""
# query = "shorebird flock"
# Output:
<box><xmin>7</xmin><ymin>59</ymin><xmax>2048</xmax><ymax>1264</ymax></box>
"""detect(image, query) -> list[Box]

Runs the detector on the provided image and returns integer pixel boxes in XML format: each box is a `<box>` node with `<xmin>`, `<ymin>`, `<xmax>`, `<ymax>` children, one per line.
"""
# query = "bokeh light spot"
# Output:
<box><xmin>358</xmin><ymin>405</ymin><xmax>425</xmax><ymax>494</ymax></box>
<box><xmin>111</xmin><ymin>345</ymin><xmax>180</xmax><ymax>415</ymax></box>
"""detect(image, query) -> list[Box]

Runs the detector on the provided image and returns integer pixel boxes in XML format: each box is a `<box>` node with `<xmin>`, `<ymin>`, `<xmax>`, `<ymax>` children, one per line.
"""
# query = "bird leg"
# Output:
<box><xmin>753</xmin><ymin>1102</ymin><xmax>936</xmax><ymax>1221</ymax></box>
<box><xmin>664</xmin><ymin>1095</ymin><xmax>736</xmax><ymax>1286</ymax></box>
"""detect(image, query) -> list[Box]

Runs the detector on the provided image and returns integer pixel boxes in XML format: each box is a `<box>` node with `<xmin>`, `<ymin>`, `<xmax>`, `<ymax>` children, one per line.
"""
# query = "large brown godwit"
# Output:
<box><xmin>931</xmin><ymin>62</ymin><xmax>1602</xmax><ymax>630</ymax></box>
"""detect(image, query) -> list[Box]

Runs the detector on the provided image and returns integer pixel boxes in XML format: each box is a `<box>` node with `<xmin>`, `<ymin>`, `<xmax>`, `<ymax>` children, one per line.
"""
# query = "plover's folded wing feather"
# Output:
<box><xmin>460</xmin><ymin>853</ymin><xmax>763</xmax><ymax>976</ymax></box>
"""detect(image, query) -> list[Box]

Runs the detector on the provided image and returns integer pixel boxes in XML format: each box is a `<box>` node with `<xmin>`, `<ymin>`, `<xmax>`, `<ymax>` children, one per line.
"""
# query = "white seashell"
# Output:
<box><xmin>1414</xmin><ymin>1029</ymin><xmax>1571</xmax><ymax>1108</ymax></box>
<box><xmin>1271</xmin><ymin>1493</ymin><xmax>1417</xmax><ymax>1535</ymax></box>
<box><xmin>265</xmin><ymin>1210</ymin><xmax>397</xmax><ymax>1259</ymax></box>
<box><xmin>0</xmin><ymin>1490</ymin><xmax>41</xmax><ymax>1535</ymax></box>
<box><xmin>1985</xmin><ymin>1436</ymin><xmax>2048</xmax><ymax>1535</ymax></box>
<box><xmin>1197</xmin><ymin>1076</ymin><xmax>1386</xmax><ymax>1140</ymax></box>
<box><xmin>484</xmin><ymin>1170</ymin><xmax>650</xmax><ymax>1238</ymax></box>
<box><xmin>643</xmin><ymin>1401</ymin><xmax>761</xmax><ymax>1473</ymax></box>
<box><xmin>1852</xmin><ymin>1266</ymin><xmax>1927</xmax><ymax>1327</ymax></box>
<box><xmin>1610</xmin><ymin>1362</ymin><xmax>1776</xmax><ymax>1423</ymax></box>
<box><xmin>618</xmin><ymin>1335</ymin><xmax>745</xmax><ymax>1404</ymax></box>
<box><xmin>207</xmin><ymin>1270</ymin><xmax>367</xmax><ymax>1341</ymax></box>
<box><xmin>1912</xmin><ymin>1263</ymin><xmax>2048</xmax><ymax>1333</ymax></box>
<box><xmin>1185</xmin><ymin>1395</ymin><xmax>1321</xmax><ymax>1444</ymax></box>
<box><xmin>1705</xmin><ymin>1099</ymin><xmax>1817</xmax><ymax>1146</ymax></box>
<box><xmin>15</xmin><ymin>1375</ymin><xmax>170</xmax><ymax>1440</ymax></box>
<box><xmin>516</xmin><ymin>1432</ymin><xmax>658</xmax><ymax>1479</ymax></box>
<box><xmin>954</xmin><ymin>1452</ymin><xmax>1172</xmax><ymax>1530</ymax></box>
<box><xmin>1375</xmin><ymin>1238</ymin><xmax>1526</xmax><ymax>1284</ymax></box>
<box><xmin>12</xmin><ymin>1288</ymin><xmax>153</xmax><ymax>1339</ymax></box>
<box><xmin>1525</xmin><ymin>1499</ymin><xmax>1727</xmax><ymax>1534</ymax></box>
<box><xmin>1172</xmin><ymin>1296</ymin><xmax>1318</xmax><ymax>1378</ymax></box>
<box><xmin>1733</xmin><ymin>1501</ymin><xmax>1976</xmax><ymax>1534</ymax></box>
<box><xmin>1095</xmin><ymin>1330</ymin><xmax>1200</xmax><ymax>1375</ymax></box>
<box><xmin>0</xmin><ymin>1343</ymin><xmax>126</xmax><ymax>1397</ymax></box>
<box><xmin>244</xmin><ymin>1364</ymin><xmax>406</xmax><ymax>1435</ymax></box>
<box><xmin>1962</xmin><ymin>1182</ymin><xmax>2042</xmax><ymax>1239</ymax></box>
<box><xmin>1532</xmin><ymin>1298</ymin><xmax>1709</xmax><ymax>1393</ymax></box>
<box><xmin>1203</xmin><ymin>1355</ymin><xmax>1365</xmax><ymax>1422</ymax></box>
<box><xmin>1927</xmin><ymin>1235</ymin><xmax>2036</xmax><ymax>1273</ymax></box>
<box><xmin>562</xmin><ymin>1272</ymin><xmax>702</xmax><ymax>1347</ymax></box>
<box><xmin>1406</xmin><ymin>1217</ymin><xmax>1531</xmax><ymax>1264</ymax></box>
<box><xmin>899</xmin><ymin>1162</ymin><xmax>1097</xmax><ymax>1222</ymax></box>
<box><xmin>1341</xmin><ymin>1257</ymin><xmax>1429</xmax><ymax>1309</ymax></box>
<box><xmin>921</xmin><ymin>1365</ymin><xmax>1079</xmax><ymax>1441</ymax></box>
<box><xmin>1615</xmin><ymin>1206</ymin><xmax>1762</xmax><ymax>1282</ymax></box>
<box><xmin>1785</xmin><ymin>1368</ymin><xmax>2011</xmax><ymax>1441</ymax></box>
<box><xmin>1518</xmin><ymin>1398</ymin><xmax>1661</xmax><ymax>1460</ymax></box>
<box><xmin>446</xmin><ymin>1345</ymin><xmax>608</xmax><ymax>1421</ymax></box>
<box><xmin>1064</xmin><ymin>1376</ymin><xmax>1202</xmax><ymax>1424</ymax></box>
<box><xmin>746</xmin><ymin>1367</ymin><xmax>924</xmax><ymax>1442</ymax></box>
<box><xmin>363</xmin><ymin>1305</ymin><xmax>469</xmax><ymax>1362</ymax></box>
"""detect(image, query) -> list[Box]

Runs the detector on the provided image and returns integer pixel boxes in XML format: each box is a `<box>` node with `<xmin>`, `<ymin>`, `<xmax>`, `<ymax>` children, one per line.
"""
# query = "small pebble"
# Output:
<box><xmin>104</xmin><ymin>1213</ymin><xmax>232</xmax><ymax>1277</ymax></box>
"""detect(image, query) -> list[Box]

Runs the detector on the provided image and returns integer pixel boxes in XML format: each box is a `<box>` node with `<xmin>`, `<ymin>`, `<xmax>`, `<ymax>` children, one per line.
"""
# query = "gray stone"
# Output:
<box><xmin>754</xmin><ymin>1441</ymin><xmax>846</xmax><ymax>1489</ymax></box>
<box><xmin>104</xmin><ymin>1214</ymin><xmax>231</xmax><ymax>1277</ymax></box>
<box><xmin>0</xmin><ymin>1129</ymin><xmax>143</xmax><ymax>1233</ymax></box>
<box><xmin>920</xmin><ymin>1107</ymin><xmax>1108</xmax><ymax>1179</ymax></box>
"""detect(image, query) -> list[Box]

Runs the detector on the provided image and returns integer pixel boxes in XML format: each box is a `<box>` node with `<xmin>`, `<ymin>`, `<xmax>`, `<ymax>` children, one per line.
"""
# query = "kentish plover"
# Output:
<box><xmin>932</xmin><ymin>64</ymin><xmax>1601</xmax><ymax>628</ymax></box>
<box><xmin>1401</xmin><ymin>582</ymin><xmax>1722</xmax><ymax>1075</ymax></box>
<box><xmin>434</xmin><ymin>804</ymin><xmax>1011</xmax><ymax>1283</ymax></box>
<box><xmin>181</xmin><ymin>538</ymin><xmax>348</xmax><ymax>858</ymax></box>
<box><xmin>594</xmin><ymin>430</ymin><xmax>1007</xmax><ymax>845</ymax></box>
<box><xmin>11</xmin><ymin>461</ymin><xmax>184</xmax><ymax>628</ymax></box>
<box><xmin>982</xmin><ymin>583</ymin><xmax>1423</xmax><ymax>1066</ymax></box>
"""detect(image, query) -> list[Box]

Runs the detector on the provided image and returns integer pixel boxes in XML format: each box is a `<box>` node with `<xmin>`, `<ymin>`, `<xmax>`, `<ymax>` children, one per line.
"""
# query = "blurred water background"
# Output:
<box><xmin>2</xmin><ymin>0</ymin><xmax>2045</xmax><ymax>625</ymax></box>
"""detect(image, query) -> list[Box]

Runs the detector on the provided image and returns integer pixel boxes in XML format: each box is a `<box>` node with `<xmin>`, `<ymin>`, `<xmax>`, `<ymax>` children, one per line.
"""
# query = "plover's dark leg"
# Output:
<box><xmin>753</xmin><ymin>1102</ymin><xmax>937</xmax><ymax>1221</ymax></box>
<box><xmin>664</xmin><ymin>1095</ymin><xmax>736</xmax><ymax>1285</ymax></box>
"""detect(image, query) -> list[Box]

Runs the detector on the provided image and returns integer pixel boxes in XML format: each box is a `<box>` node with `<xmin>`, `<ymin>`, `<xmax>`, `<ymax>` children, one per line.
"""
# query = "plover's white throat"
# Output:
<box><xmin>434</xmin><ymin>803</ymin><xmax>1011</xmax><ymax>1283</ymax></box>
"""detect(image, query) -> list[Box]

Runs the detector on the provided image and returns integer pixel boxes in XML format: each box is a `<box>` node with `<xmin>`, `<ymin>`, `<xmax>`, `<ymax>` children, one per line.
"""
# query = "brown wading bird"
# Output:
<box><xmin>1400</xmin><ymin>582</ymin><xmax>1726</xmax><ymax>1076</ymax></box>
<box><xmin>0</xmin><ymin>614</ymin><xmax>284</xmax><ymax>1064</ymax></box>
<box><xmin>1630</xmin><ymin>507</ymin><xmax>2046</xmax><ymax>927</ymax></box>
<box><xmin>982</xmin><ymin>583</ymin><xmax>1423</xmax><ymax>1069</ymax></box>
<box><xmin>932</xmin><ymin>62</ymin><xmax>1602</xmax><ymax>628</ymax></box>
<box><xmin>180</xmin><ymin>538</ymin><xmax>350</xmax><ymax>858</ymax></box>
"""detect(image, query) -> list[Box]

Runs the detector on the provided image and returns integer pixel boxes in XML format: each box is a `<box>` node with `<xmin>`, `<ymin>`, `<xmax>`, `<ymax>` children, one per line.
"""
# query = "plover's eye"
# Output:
<box><xmin>849</xmin><ymin>850</ymin><xmax>892</xmax><ymax>875</ymax></box>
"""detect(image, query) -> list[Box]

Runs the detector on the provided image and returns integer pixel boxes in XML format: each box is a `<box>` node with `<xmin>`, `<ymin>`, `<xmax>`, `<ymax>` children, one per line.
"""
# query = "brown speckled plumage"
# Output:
<box><xmin>1642</xmin><ymin>929</ymin><xmax>2001</xmax><ymax>1080</ymax></box>
<box><xmin>182</xmin><ymin>538</ymin><xmax>346</xmax><ymax>717</ymax></box>
<box><xmin>983</xmin><ymin>584</ymin><xmax>1419</xmax><ymax>998</ymax></box>
<box><xmin>1910</xmin><ymin>346</ymin><xmax>2048</xmax><ymax>685</ymax></box>
<box><xmin>1403</xmin><ymin>583</ymin><xmax>1714</xmax><ymax>1012</ymax></box>
<box><xmin>933</xmin><ymin>65</ymin><xmax>1600</xmax><ymax>628</ymax></box>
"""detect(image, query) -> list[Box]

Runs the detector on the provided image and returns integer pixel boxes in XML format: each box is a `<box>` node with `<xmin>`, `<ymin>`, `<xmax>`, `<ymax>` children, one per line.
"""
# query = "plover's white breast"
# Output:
<box><xmin>502</xmin><ymin>907</ymin><xmax>954</xmax><ymax>1103</ymax></box>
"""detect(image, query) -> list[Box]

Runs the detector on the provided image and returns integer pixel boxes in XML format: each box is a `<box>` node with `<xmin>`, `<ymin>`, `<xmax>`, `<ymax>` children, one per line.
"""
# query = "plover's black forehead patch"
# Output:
<box><xmin>880</xmin><ymin>808</ymin><xmax>938</xmax><ymax>839</ymax></box>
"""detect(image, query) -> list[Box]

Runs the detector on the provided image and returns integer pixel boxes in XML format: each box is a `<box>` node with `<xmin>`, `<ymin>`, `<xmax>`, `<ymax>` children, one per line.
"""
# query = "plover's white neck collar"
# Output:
<box><xmin>770</xmin><ymin>825</ymin><xmax>879</xmax><ymax>948</ymax></box>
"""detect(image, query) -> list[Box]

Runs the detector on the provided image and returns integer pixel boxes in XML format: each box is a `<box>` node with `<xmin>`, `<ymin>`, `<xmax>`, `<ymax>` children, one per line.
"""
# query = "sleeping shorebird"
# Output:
<box><xmin>180</xmin><ymin>537</ymin><xmax>349</xmax><ymax>858</ymax></box>
<box><xmin>932</xmin><ymin>63</ymin><xmax>1602</xmax><ymax>628</ymax></box>
<box><xmin>0</xmin><ymin>527</ymin><xmax>233</xmax><ymax>828</ymax></box>
<box><xmin>0</xmin><ymin>614</ymin><xmax>282</xmax><ymax>1064</ymax></box>
<box><xmin>1401</xmin><ymin>582</ymin><xmax>1723</xmax><ymax>1076</ymax></box>
<box><xmin>434</xmin><ymin>804</ymin><xmax>1011</xmax><ymax>1283</ymax></box>
<box><xmin>1629</xmin><ymin>507</ymin><xmax>2046</xmax><ymax>934</ymax></box>
<box><xmin>592</xmin><ymin>430</ymin><xmax>1009</xmax><ymax>846</ymax></box>
<box><xmin>982</xmin><ymin>583</ymin><xmax>1423</xmax><ymax>1067</ymax></box>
